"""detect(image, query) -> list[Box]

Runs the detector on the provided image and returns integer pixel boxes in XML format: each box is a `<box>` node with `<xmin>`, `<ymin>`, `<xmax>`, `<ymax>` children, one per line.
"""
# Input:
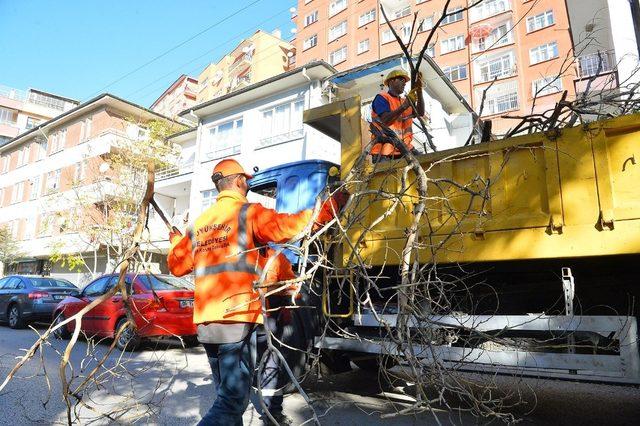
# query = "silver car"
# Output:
<box><xmin>0</xmin><ymin>275</ymin><xmax>79</xmax><ymax>329</ymax></box>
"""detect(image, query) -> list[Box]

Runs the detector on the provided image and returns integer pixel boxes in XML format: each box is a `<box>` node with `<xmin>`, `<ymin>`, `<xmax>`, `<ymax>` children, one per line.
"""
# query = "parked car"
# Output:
<box><xmin>0</xmin><ymin>275</ymin><xmax>79</xmax><ymax>329</ymax></box>
<box><xmin>53</xmin><ymin>273</ymin><xmax>197</xmax><ymax>350</ymax></box>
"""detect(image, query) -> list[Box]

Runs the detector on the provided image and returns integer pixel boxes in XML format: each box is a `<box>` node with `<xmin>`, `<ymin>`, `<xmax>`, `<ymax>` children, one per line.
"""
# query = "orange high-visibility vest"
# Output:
<box><xmin>167</xmin><ymin>190</ymin><xmax>339</xmax><ymax>325</ymax></box>
<box><xmin>370</xmin><ymin>91</ymin><xmax>414</xmax><ymax>156</ymax></box>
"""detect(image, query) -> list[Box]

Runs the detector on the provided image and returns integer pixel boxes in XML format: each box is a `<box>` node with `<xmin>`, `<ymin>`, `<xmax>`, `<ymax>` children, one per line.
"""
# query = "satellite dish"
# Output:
<box><xmin>289</xmin><ymin>7</ymin><xmax>296</xmax><ymax>13</ymax></box>
<box><xmin>99</xmin><ymin>163</ymin><xmax>110</xmax><ymax>174</ymax></box>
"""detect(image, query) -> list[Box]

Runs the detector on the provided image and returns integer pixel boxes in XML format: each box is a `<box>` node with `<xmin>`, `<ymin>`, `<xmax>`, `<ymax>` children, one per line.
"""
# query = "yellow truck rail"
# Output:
<box><xmin>304</xmin><ymin>99</ymin><xmax>640</xmax><ymax>266</ymax></box>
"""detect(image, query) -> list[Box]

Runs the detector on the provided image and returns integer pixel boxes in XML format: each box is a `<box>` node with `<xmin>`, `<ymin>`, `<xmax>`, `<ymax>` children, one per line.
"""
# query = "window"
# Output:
<box><xmin>38</xmin><ymin>213</ymin><xmax>53</xmax><ymax>237</ymax></box>
<box><xmin>37</xmin><ymin>139</ymin><xmax>47</xmax><ymax>160</ymax></box>
<box><xmin>17</xmin><ymin>146</ymin><xmax>29</xmax><ymax>167</ymax></box>
<box><xmin>526</xmin><ymin>10</ymin><xmax>554</xmax><ymax>33</ymax></box>
<box><xmin>532</xmin><ymin>76</ymin><xmax>563</xmax><ymax>97</ymax></box>
<box><xmin>578</xmin><ymin>52</ymin><xmax>614</xmax><ymax>77</ymax></box>
<box><xmin>80</xmin><ymin>117</ymin><xmax>92</xmax><ymax>142</ymax></box>
<box><xmin>0</xmin><ymin>107</ymin><xmax>18</xmax><ymax>124</ymax></box>
<box><xmin>329</xmin><ymin>45</ymin><xmax>348</xmax><ymax>65</ymax></box>
<box><xmin>1</xmin><ymin>156</ymin><xmax>8</xmax><ymax>173</ymax></box>
<box><xmin>328</xmin><ymin>20</ymin><xmax>347</xmax><ymax>41</ymax></box>
<box><xmin>24</xmin><ymin>215</ymin><xmax>35</xmax><ymax>240</ymax></box>
<box><xmin>381</xmin><ymin>29</ymin><xmax>394</xmax><ymax>44</ymax></box>
<box><xmin>357</xmin><ymin>39</ymin><xmax>370</xmax><ymax>54</ymax></box>
<box><xmin>0</xmin><ymin>188</ymin><xmax>3</xmax><ymax>206</ymax></box>
<box><xmin>472</xmin><ymin>21</ymin><xmax>512</xmax><ymax>52</ymax></box>
<box><xmin>28</xmin><ymin>92</ymin><xmax>66</xmax><ymax>111</ymax></box>
<box><xmin>441</xmin><ymin>35</ymin><xmax>465</xmax><ymax>54</ymax></box>
<box><xmin>25</xmin><ymin>117</ymin><xmax>41</xmax><ymax>130</ymax></box>
<box><xmin>443</xmin><ymin>64</ymin><xmax>468</xmax><ymax>81</ymax></box>
<box><xmin>418</xmin><ymin>16</ymin><xmax>434</xmax><ymax>33</ymax></box>
<box><xmin>529</xmin><ymin>42</ymin><xmax>558</xmax><ymax>64</ymax></box>
<box><xmin>358</xmin><ymin>9</ymin><xmax>375</xmax><ymax>27</ymax></box>
<box><xmin>441</xmin><ymin>7</ymin><xmax>463</xmax><ymax>25</ymax></box>
<box><xmin>393</xmin><ymin>6</ymin><xmax>411</xmax><ymax>19</ymax></box>
<box><xmin>46</xmin><ymin>169</ymin><xmax>61</xmax><ymax>194</ymax></box>
<box><xmin>30</xmin><ymin>176</ymin><xmax>40</xmax><ymax>200</ymax></box>
<box><xmin>475</xmin><ymin>51</ymin><xmax>516</xmax><ymax>83</ymax></box>
<box><xmin>303</xmin><ymin>34</ymin><xmax>318</xmax><ymax>50</ymax></box>
<box><xmin>82</xmin><ymin>277</ymin><xmax>111</xmax><ymax>297</ymax></box>
<box><xmin>11</xmin><ymin>181</ymin><xmax>24</xmax><ymax>204</ymax></box>
<box><xmin>400</xmin><ymin>23</ymin><xmax>412</xmax><ymax>43</ymax></box>
<box><xmin>49</xmin><ymin>129</ymin><xmax>66</xmax><ymax>153</ymax></box>
<box><xmin>207</xmin><ymin>118</ymin><xmax>243</xmax><ymax>159</ymax></box>
<box><xmin>259</xmin><ymin>99</ymin><xmax>305</xmax><ymax>148</ymax></box>
<box><xmin>426</xmin><ymin>43</ymin><xmax>435</xmax><ymax>57</ymax></box>
<box><xmin>74</xmin><ymin>161</ymin><xmax>87</xmax><ymax>184</ymax></box>
<box><xmin>469</xmin><ymin>0</ymin><xmax>510</xmax><ymax>22</ymax></box>
<box><xmin>476</xmin><ymin>80</ymin><xmax>519</xmax><ymax>115</ymax></box>
<box><xmin>201</xmin><ymin>189</ymin><xmax>218</xmax><ymax>211</ymax></box>
<box><xmin>305</xmin><ymin>10</ymin><xmax>319</xmax><ymax>26</ymax></box>
<box><xmin>329</xmin><ymin>0</ymin><xmax>347</xmax><ymax>17</ymax></box>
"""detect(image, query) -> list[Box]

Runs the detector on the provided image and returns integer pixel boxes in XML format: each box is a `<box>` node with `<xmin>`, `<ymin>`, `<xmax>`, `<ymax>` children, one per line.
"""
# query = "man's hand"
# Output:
<box><xmin>169</xmin><ymin>228</ymin><xmax>183</xmax><ymax>243</ymax></box>
<box><xmin>406</xmin><ymin>87</ymin><xmax>420</xmax><ymax>104</ymax></box>
<box><xmin>415</xmin><ymin>71</ymin><xmax>424</xmax><ymax>88</ymax></box>
<box><xmin>332</xmin><ymin>189</ymin><xmax>350</xmax><ymax>211</ymax></box>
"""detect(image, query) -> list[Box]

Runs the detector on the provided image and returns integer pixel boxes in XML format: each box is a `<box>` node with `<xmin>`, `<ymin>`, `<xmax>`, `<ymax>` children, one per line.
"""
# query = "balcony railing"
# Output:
<box><xmin>576</xmin><ymin>51</ymin><xmax>616</xmax><ymax>79</ymax></box>
<box><xmin>156</xmin><ymin>160</ymin><xmax>194</xmax><ymax>181</ymax></box>
<box><xmin>257</xmin><ymin>128</ymin><xmax>304</xmax><ymax>149</ymax></box>
<box><xmin>229</xmin><ymin>54</ymin><xmax>252</xmax><ymax>73</ymax></box>
<box><xmin>0</xmin><ymin>85</ymin><xmax>26</xmax><ymax>101</ymax></box>
<box><xmin>469</xmin><ymin>0</ymin><xmax>512</xmax><ymax>23</ymax></box>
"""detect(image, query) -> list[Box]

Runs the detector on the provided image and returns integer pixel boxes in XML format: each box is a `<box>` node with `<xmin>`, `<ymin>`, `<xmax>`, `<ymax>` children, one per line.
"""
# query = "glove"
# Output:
<box><xmin>169</xmin><ymin>228</ymin><xmax>183</xmax><ymax>243</ymax></box>
<box><xmin>406</xmin><ymin>87</ymin><xmax>420</xmax><ymax>104</ymax></box>
<box><xmin>332</xmin><ymin>189</ymin><xmax>350</xmax><ymax>211</ymax></box>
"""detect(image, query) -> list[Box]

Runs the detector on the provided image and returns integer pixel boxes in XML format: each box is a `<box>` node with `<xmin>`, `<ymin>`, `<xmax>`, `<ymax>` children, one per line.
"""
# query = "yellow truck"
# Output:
<box><xmin>301</xmin><ymin>97</ymin><xmax>640</xmax><ymax>384</ymax></box>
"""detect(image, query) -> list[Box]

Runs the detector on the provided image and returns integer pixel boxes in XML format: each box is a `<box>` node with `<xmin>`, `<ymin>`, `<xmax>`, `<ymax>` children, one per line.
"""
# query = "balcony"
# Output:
<box><xmin>156</xmin><ymin>160</ymin><xmax>194</xmax><ymax>181</ymax></box>
<box><xmin>469</xmin><ymin>0</ymin><xmax>512</xmax><ymax>23</ymax></box>
<box><xmin>257</xmin><ymin>128</ymin><xmax>304</xmax><ymax>149</ymax></box>
<box><xmin>229</xmin><ymin>54</ymin><xmax>252</xmax><ymax>74</ymax></box>
<box><xmin>576</xmin><ymin>50</ymin><xmax>616</xmax><ymax>79</ymax></box>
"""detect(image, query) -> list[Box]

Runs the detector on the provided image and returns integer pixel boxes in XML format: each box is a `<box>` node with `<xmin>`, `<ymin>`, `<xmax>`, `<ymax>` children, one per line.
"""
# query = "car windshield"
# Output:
<box><xmin>138</xmin><ymin>275</ymin><xmax>193</xmax><ymax>290</ymax></box>
<box><xmin>29</xmin><ymin>277</ymin><xmax>76</xmax><ymax>288</ymax></box>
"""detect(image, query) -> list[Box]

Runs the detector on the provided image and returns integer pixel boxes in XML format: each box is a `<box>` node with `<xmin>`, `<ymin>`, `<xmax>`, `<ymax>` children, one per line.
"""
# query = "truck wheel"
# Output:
<box><xmin>52</xmin><ymin>313</ymin><xmax>71</xmax><ymax>339</ymax></box>
<box><xmin>115</xmin><ymin>318</ymin><xmax>140</xmax><ymax>351</ymax></box>
<box><xmin>351</xmin><ymin>354</ymin><xmax>397</xmax><ymax>374</ymax></box>
<box><xmin>8</xmin><ymin>304</ymin><xmax>25</xmax><ymax>329</ymax></box>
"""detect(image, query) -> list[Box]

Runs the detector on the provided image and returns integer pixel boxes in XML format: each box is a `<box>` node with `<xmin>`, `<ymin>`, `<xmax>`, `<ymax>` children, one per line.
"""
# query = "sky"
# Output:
<box><xmin>0</xmin><ymin>0</ymin><xmax>298</xmax><ymax>107</ymax></box>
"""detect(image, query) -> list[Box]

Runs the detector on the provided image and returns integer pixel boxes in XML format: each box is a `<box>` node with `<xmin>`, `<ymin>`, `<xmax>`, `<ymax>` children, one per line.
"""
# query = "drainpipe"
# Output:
<box><xmin>629</xmin><ymin>0</ymin><xmax>640</xmax><ymax>57</ymax></box>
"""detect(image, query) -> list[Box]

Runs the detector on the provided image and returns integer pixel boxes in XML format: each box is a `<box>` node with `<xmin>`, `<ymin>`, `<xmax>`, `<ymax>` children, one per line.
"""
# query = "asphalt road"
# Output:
<box><xmin>0</xmin><ymin>323</ymin><xmax>639</xmax><ymax>425</ymax></box>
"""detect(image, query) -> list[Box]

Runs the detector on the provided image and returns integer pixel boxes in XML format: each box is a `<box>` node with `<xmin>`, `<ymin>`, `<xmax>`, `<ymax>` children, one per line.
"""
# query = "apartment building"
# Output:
<box><xmin>196</xmin><ymin>29</ymin><xmax>297</xmax><ymax>103</ymax></box>
<box><xmin>0</xmin><ymin>94</ymin><xmax>182</xmax><ymax>283</ymax></box>
<box><xmin>293</xmin><ymin>0</ymin><xmax>639</xmax><ymax>134</ymax></box>
<box><xmin>150</xmin><ymin>74</ymin><xmax>199</xmax><ymax>120</ymax></box>
<box><xmin>0</xmin><ymin>85</ymin><xmax>78</xmax><ymax>146</ymax></box>
<box><xmin>146</xmin><ymin>61</ymin><xmax>340</xmax><ymax>252</ymax></box>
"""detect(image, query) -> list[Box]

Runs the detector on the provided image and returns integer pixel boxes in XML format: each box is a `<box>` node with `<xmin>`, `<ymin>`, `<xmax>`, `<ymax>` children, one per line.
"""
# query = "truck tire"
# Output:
<box><xmin>351</xmin><ymin>354</ymin><xmax>397</xmax><ymax>374</ymax></box>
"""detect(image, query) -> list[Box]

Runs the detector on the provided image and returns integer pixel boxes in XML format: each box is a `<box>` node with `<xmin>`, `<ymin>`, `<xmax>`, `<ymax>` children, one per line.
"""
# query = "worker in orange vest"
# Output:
<box><xmin>167</xmin><ymin>158</ymin><xmax>347</xmax><ymax>426</ymax></box>
<box><xmin>253</xmin><ymin>248</ymin><xmax>299</xmax><ymax>424</ymax></box>
<box><xmin>370</xmin><ymin>69</ymin><xmax>424</xmax><ymax>160</ymax></box>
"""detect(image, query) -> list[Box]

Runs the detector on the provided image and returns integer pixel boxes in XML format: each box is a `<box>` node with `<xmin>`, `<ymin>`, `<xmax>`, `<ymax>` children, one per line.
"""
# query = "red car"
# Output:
<box><xmin>53</xmin><ymin>273</ymin><xmax>197</xmax><ymax>350</ymax></box>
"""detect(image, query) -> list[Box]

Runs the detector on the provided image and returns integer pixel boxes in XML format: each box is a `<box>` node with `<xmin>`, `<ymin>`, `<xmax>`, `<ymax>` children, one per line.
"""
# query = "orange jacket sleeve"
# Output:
<box><xmin>250</xmin><ymin>200</ymin><xmax>341</xmax><ymax>245</ymax></box>
<box><xmin>167</xmin><ymin>232</ymin><xmax>194</xmax><ymax>277</ymax></box>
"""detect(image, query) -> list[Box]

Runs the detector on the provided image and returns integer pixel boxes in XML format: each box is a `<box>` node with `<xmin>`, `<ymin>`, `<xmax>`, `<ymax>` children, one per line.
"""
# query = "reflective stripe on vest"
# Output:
<box><xmin>193</xmin><ymin>203</ymin><xmax>263</xmax><ymax>278</ymax></box>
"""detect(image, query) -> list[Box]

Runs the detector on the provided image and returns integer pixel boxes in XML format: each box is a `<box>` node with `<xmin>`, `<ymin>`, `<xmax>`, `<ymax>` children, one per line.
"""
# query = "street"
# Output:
<box><xmin>0</xmin><ymin>324</ymin><xmax>639</xmax><ymax>425</ymax></box>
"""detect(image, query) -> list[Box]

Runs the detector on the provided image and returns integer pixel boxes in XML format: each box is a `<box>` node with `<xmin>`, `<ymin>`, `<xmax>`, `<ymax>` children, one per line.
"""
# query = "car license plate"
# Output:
<box><xmin>180</xmin><ymin>299</ymin><xmax>194</xmax><ymax>308</ymax></box>
<box><xmin>53</xmin><ymin>294</ymin><xmax>65</xmax><ymax>300</ymax></box>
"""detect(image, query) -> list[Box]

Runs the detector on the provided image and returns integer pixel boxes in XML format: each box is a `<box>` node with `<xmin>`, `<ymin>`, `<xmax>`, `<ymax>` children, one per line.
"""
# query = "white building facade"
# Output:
<box><xmin>148</xmin><ymin>62</ymin><xmax>340</xmax><ymax>251</ymax></box>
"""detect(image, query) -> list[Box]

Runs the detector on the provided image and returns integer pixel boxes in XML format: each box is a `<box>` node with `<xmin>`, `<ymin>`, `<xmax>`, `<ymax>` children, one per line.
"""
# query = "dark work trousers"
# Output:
<box><xmin>253</xmin><ymin>295</ymin><xmax>294</xmax><ymax>420</ymax></box>
<box><xmin>198</xmin><ymin>327</ymin><xmax>258</xmax><ymax>426</ymax></box>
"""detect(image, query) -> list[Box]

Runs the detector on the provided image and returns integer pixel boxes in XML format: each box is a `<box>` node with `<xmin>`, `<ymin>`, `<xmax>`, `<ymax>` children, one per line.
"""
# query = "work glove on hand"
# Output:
<box><xmin>332</xmin><ymin>189</ymin><xmax>350</xmax><ymax>211</ymax></box>
<box><xmin>406</xmin><ymin>87</ymin><xmax>420</xmax><ymax>104</ymax></box>
<box><xmin>169</xmin><ymin>228</ymin><xmax>183</xmax><ymax>244</ymax></box>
